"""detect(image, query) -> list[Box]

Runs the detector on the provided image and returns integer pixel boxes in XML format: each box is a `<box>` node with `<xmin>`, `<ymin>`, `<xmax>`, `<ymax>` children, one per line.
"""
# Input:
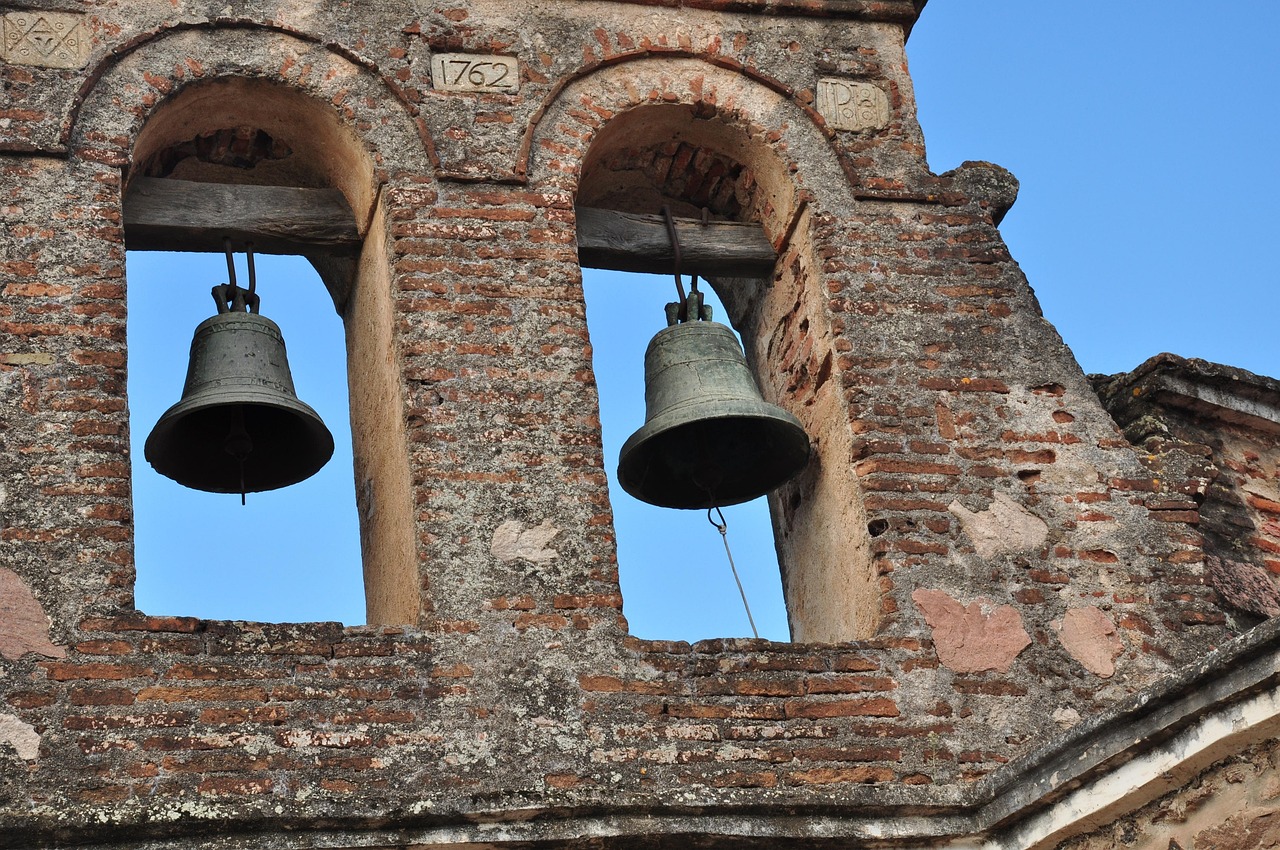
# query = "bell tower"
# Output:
<box><xmin>0</xmin><ymin>3</ymin><xmax>1273</xmax><ymax>849</ymax></box>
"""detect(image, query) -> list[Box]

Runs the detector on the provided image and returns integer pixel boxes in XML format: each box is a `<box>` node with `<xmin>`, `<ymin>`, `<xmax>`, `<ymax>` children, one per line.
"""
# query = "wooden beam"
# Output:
<box><xmin>124</xmin><ymin>177</ymin><xmax>361</xmax><ymax>255</ymax></box>
<box><xmin>123</xmin><ymin>178</ymin><xmax>777</xmax><ymax>277</ymax></box>
<box><xmin>575</xmin><ymin>207</ymin><xmax>776</xmax><ymax>278</ymax></box>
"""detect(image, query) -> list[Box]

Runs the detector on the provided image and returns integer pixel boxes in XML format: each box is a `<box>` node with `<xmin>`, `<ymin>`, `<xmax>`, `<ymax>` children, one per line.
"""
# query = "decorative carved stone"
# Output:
<box><xmin>1</xmin><ymin>11</ymin><xmax>89</xmax><ymax>69</ymax></box>
<box><xmin>815</xmin><ymin>78</ymin><xmax>890</xmax><ymax>131</ymax></box>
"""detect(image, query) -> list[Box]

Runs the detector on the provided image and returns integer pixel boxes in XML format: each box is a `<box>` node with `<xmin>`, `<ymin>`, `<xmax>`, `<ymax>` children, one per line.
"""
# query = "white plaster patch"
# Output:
<box><xmin>949</xmin><ymin>492</ymin><xmax>1049</xmax><ymax>560</ymax></box>
<box><xmin>0</xmin><ymin>713</ymin><xmax>40</xmax><ymax>760</ymax></box>
<box><xmin>490</xmin><ymin>519</ymin><xmax>560</xmax><ymax>564</ymax></box>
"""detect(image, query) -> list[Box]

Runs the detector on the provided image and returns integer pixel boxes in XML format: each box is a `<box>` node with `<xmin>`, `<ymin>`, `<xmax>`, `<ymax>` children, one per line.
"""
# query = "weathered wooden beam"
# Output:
<box><xmin>123</xmin><ymin>178</ymin><xmax>778</xmax><ymax>277</ymax></box>
<box><xmin>123</xmin><ymin>177</ymin><xmax>361</xmax><ymax>256</ymax></box>
<box><xmin>575</xmin><ymin>207</ymin><xmax>776</xmax><ymax>278</ymax></box>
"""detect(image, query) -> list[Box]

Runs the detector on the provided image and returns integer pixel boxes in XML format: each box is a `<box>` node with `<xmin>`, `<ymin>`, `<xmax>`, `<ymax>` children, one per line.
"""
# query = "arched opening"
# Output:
<box><xmin>123</xmin><ymin>77</ymin><xmax>418</xmax><ymax>625</ymax></box>
<box><xmin>576</xmin><ymin>101</ymin><xmax>878</xmax><ymax>642</ymax></box>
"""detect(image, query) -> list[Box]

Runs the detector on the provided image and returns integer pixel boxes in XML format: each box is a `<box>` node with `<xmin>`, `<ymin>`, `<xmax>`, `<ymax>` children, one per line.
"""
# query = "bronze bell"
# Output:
<box><xmin>618</xmin><ymin>296</ymin><xmax>810</xmax><ymax>509</ymax></box>
<box><xmin>144</xmin><ymin>258</ymin><xmax>333</xmax><ymax>501</ymax></box>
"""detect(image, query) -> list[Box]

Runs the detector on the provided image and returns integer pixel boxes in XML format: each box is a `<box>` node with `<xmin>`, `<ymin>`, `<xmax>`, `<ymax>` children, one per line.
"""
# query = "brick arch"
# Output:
<box><xmin>579</xmin><ymin>126</ymin><xmax>755</xmax><ymax>221</ymax></box>
<box><xmin>516</xmin><ymin>50</ymin><xmax>846</xmax><ymax>186</ymax></box>
<box><xmin>525</xmin><ymin>55</ymin><xmax>856</xmax><ymax>236</ymax></box>
<box><xmin>67</xmin><ymin>22</ymin><xmax>436</xmax><ymax>189</ymax></box>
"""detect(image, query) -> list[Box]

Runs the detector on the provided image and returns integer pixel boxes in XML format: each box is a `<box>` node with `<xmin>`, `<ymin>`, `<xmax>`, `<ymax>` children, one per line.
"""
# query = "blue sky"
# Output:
<box><xmin>128</xmin><ymin>3</ymin><xmax>1280</xmax><ymax>640</ymax></box>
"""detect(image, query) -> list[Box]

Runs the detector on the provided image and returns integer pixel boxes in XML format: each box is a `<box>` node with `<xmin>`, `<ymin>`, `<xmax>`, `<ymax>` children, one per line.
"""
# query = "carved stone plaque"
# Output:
<box><xmin>815</xmin><ymin>78</ymin><xmax>890</xmax><ymax>132</ymax></box>
<box><xmin>2</xmin><ymin>11</ymin><xmax>90</xmax><ymax>69</ymax></box>
<box><xmin>430</xmin><ymin>53</ymin><xmax>519</xmax><ymax>94</ymax></box>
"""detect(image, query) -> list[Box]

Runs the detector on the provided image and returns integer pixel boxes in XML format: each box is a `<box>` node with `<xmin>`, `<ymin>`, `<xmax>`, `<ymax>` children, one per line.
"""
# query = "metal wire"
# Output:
<box><xmin>708</xmin><ymin>506</ymin><xmax>759</xmax><ymax>639</ymax></box>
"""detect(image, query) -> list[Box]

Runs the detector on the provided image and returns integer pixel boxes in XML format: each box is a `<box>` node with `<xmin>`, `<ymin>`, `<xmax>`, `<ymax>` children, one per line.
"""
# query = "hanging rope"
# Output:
<box><xmin>708</xmin><ymin>506</ymin><xmax>759</xmax><ymax>639</ymax></box>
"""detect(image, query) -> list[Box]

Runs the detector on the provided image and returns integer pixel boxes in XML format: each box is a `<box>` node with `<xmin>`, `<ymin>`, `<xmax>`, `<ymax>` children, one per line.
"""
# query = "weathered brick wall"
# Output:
<box><xmin>0</xmin><ymin>2</ymin><xmax>1240</xmax><ymax>846</ymax></box>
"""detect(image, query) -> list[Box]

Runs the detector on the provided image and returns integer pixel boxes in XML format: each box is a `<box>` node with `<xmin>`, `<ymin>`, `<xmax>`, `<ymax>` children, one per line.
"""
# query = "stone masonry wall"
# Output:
<box><xmin>0</xmin><ymin>1</ymin><xmax>1237</xmax><ymax>845</ymax></box>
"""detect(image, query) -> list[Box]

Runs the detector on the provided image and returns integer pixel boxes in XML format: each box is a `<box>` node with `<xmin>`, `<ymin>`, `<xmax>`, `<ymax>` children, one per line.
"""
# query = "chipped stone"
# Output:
<box><xmin>0</xmin><ymin>567</ymin><xmax>65</xmax><ymax>661</ymax></box>
<box><xmin>1054</xmin><ymin>605</ymin><xmax>1123</xmax><ymax>678</ymax></box>
<box><xmin>490</xmin><ymin>519</ymin><xmax>560</xmax><ymax>564</ymax></box>
<box><xmin>1052</xmin><ymin>706</ymin><xmax>1081</xmax><ymax>728</ymax></box>
<box><xmin>1206</xmin><ymin>555</ymin><xmax>1280</xmax><ymax>618</ymax></box>
<box><xmin>911</xmin><ymin>588</ymin><xmax>1031</xmax><ymax>673</ymax></box>
<box><xmin>1194</xmin><ymin>807</ymin><xmax>1280</xmax><ymax>850</ymax></box>
<box><xmin>0</xmin><ymin>713</ymin><xmax>39</xmax><ymax>760</ymax></box>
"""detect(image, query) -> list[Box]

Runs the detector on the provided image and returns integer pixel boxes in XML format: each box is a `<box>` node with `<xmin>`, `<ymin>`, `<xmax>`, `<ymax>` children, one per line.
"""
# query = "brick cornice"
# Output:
<box><xmin>584</xmin><ymin>0</ymin><xmax>927</xmax><ymax>30</ymax></box>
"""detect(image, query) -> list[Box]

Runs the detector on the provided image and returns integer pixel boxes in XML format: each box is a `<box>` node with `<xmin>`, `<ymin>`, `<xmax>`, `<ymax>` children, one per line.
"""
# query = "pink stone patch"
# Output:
<box><xmin>0</xmin><ymin>567</ymin><xmax>65</xmax><ymax>661</ymax></box>
<box><xmin>911</xmin><ymin>588</ymin><xmax>1031</xmax><ymax>673</ymax></box>
<box><xmin>1053</xmin><ymin>605</ymin><xmax>1123</xmax><ymax>678</ymax></box>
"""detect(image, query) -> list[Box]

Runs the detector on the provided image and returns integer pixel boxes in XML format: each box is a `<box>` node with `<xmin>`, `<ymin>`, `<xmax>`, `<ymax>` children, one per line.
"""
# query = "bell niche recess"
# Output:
<box><xmin>576</xmin><ymin>103</ymin><xmax>879</xmax><ymax>643</ymax></box>
<box><xmin>122</xmin><ymin>77</ymin><xmax>419</xmax><ymax>627</ymax></box>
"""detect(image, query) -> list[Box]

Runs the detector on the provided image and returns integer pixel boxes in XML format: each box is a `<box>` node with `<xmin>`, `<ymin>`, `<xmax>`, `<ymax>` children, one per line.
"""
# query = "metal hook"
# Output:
<box><xmin>212</xmin><ymin>240</ymin><xmax>260</xmax><ymax>314</ymax></box>
<box><xmin>223</xmin><ymin>237</ymin><xmax>237</xmax><ymax>289</ymax></box>
<box><xmin>246</xmin><ymin>244</ymin><xmax>256</xmax><ymax>299</ymax></box>
<box><xmin>705</xmin><ymin>505</ymin><xmax>759</xmax><ymax>639</ymax></box>
<box><xmin>707</xmin><ymin>505</ymin><xmax>726</xmax><ymax>532</ymax></box>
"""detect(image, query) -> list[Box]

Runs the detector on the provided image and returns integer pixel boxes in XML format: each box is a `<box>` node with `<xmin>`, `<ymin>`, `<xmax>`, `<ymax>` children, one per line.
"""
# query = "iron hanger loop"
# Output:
<box><xmin>214</xmin><ymin>239</ymin><xmax>261</xmax><ymax>314</ymax></box>
<box><xmin>662</xmin><ymin>206</ymin><xmax>712</xmax><ymax>325</ymax></box>
<box><xmin>662</xmin><ymin>204</ymin><xmax>687</xmax><ymax>306</ymax></box>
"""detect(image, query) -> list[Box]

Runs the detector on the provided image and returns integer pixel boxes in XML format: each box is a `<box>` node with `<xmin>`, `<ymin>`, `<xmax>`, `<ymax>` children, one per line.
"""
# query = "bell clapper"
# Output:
<box><xmin>707</xmin><ymin>506</ymin><xmax>759</xmax><ymax>639</ymax></box>
<box><xmin>223</xmin><ymin>405</ymin><xmax>254</xmax><ymax>506</ymax></box>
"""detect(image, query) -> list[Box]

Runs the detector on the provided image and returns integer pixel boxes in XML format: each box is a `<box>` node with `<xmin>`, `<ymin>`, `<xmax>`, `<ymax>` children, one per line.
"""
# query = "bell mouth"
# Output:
<box><xmin>618</xmin><ymin>399</ymin><xmax>811</xmax><ymax>509</ymax></box>
<box><xmin>145</xmin><ymin>395</ymin><xmax>334</xmax><ymax>495</ymax></box>
<box><xmin>142</xmin><ymin>309</ymin><xmax>334</xmax><ymax>495</ymax></box>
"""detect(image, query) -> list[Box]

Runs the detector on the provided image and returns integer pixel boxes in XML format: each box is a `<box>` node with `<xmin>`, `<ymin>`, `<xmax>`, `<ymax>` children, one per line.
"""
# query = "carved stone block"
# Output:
<box><xmin>2</xmin><ymin>11</ymin><xmax>89</xmax><ymax>69</ymax></box>
<box><xmin>430</xmin><ymin>53</ymin><xmax>519</xmax><ymax>93</ymax></box>
<box><xmin>815</xmin><ymin>77</ymin><xmax>890</xmax><ymax>131</ymax></box>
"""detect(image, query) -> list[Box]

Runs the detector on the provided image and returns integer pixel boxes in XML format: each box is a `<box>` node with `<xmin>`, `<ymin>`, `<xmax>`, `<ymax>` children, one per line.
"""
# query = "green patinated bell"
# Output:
<box><xmin>144</xmin><ymin>309</ymin><xmax>333</xmax><ymax>499</ymax></box>
<box><xmin>618</xmin><ymin>318</ymin><xmax>810</xmax><ymax>509</ymax></box>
